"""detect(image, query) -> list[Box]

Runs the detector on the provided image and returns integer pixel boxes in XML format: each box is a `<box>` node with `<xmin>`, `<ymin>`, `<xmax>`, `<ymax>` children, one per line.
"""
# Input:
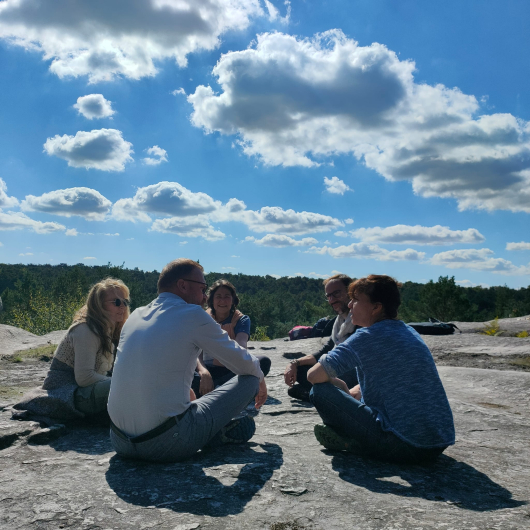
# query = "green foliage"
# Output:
<box><xmin>250</xmin><ymin>326</ymin><xmax>271</xmax><ymax>341</ymax></box>
<box><xmin>481</xmin><ymin>317</ymin><xmax>504</xmax><ymax>336</ymax></box>
<box><xmin>516</xmin><ymin>330</ymin><xmax>529</xmax><ymax>338</ymax></box>
<box><xmin>405</xmin><ymin>276</ymin><xmax>474</xmax><ymax>322</ymax></box>
<box><xmin>1</xmin><ymin>263</ymin><xmax>530</xmax><ymax>338</ymax></box>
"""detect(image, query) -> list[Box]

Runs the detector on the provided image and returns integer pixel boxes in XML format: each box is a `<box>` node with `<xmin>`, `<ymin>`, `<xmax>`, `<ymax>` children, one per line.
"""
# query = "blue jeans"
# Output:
<box><xmin>110</xmin><ymin>375</ymin><xmax>260</xmax><ymax>462</ymax></box>
<box><xmin>310</xmin><ymin>382</ymin><xmax>446</xmax><ymax>463</ymax></box>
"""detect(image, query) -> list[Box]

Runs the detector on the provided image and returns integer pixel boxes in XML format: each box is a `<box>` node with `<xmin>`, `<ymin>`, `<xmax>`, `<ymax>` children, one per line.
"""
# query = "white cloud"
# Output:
<box><xmin>65</xmin><ymin>228</ymin><xmax>78</xmax><ymax>236</ymax></box>
<box><xmin>172</xmin><ymin>88</ymin><xmax>186</xmax><ymax>96</ymax></box>
<box><xmin>232</xmin><ymin>206</ymin><xmax>343</xmax><ymax>235</ymax></box>
<box><xmin>112</xmin><ymin>181</ymin><xmax>221</xmax><ymax>222</ymax></box>
<box><xmin>245</xmin><ymin>234</ymin><xmax>318</xmax><ymax>247</ymax></box>
<box><xmin>44</xmin><ymin>129</ymin><xmax>133</xmax><ymax>171</ymax></box>
<box><xmin>0</xmin><ymin>178</ymin><xmax>19</xmax><ymax>208</ymax></box>
<box><xmin>179</xmin><ymin>241</ymin><xmax>188</xmax><ymax>245</ymax></box>
<box><xmin>456</xmin><ymin>279</ymin><xmax>490</xmax><ymax>288</ymax></box>
<box><xmin>350</xmin><ymin>224</ymin><xmax>485</xmax><ymax>246</ymax></box>
<box><xmin>269</xmin><ymin>273</ymin><xmax>281</xmax><ymax>279</ymax></box>
<box><xmin>307</xmin><ymin>242</ymin><xmax>425</xmax><ymax>261</ymax></box>
<box><xmin>19</xmin><ymin>252</ymin><xmax>33</xmax><ymax>256</ymax></box>
<box><xmin>231</xmin><ymin>255</ymin><xmax>240</xmax><ymax>258</ymax></box>
<box><xmin>430</xmin><ymin>248</ymin><xmax>530</xmax><ymax>275</ymax></box>
<box><xmin>506</xmin><ymin>241</ymin><xmax>530</xmax><ymax>251</ymax></box>
<box><xmin>264</xmin><ymin>0</ymin><xmax>290</xmax><ymax>23</ymax></box>
<box><xmin>324</xmin><ymin>176</ymin><xmax>351</xmax><ymax>195</ymax></box>
<box><xmin>103</xmin><ymin>233</ymin><xmax>119</xmax><ymax>237</ymax></box>
<box><xmin>151</xmin><ymin>215</ymin><xmax>225</xmax><ymax>241</ymax></box>
<box><xmin>334</xmin><ymin>231</ymin><xmax>349</xmax><ymax>237</ymax></box>
<box><xmin>83</xmin><ymin>257</ymin><xmax>96</xmax><ymax>260</ymax></box>
<box><xmin>21</xmin><ymin>187</ymin><xmax>112</xmax><ymax>220</ymax></box>
<box><xmin>74</xmin><ymin>94</ymin><xmax>114</xmax><ymax>119</ymax></box>
<box><xmin>0</xmin><ymin>0</ymin><xmax>264</xmax><ymax>83</ymax></box>
<box><xmin>222</xmin><ymin>266</ymin><xmax>237</xmax><ymax>270</ymax></box>
<box><xmin>142</xmin><ymin>145</ymin><xmax>168</xmax><ymax>166</ymax></box>
<box><xmin>344</xmin><ymin>218</ymin><xmax>354</xmax><ymax>224</ymax></box>
<box><xmin>189</xmin><ymin>30</ymin><xmax>530</xmax><ymax>213</ymax></box>
<box><xmin>0</xmin><ymin>211</ymin><xmax>65</xmax><ymax>234</ymax></box>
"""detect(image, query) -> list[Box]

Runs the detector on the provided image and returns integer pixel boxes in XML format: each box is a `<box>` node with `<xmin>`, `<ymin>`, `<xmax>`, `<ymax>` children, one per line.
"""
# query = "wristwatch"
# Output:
<box><xmin>290</xmin><ymin>359</ymin><xmax>300</xmax><ymax>368</ymax></box>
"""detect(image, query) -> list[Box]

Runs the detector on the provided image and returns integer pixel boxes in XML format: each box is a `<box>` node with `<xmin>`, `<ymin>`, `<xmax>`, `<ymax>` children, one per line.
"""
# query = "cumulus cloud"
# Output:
<box><xmin>112</xmin><ymin>181</ymin><xmax>221</xmax><ymax>222</ymax></box>
<box><xmin>324</xmin><ymin>176</ymin><xmax>351</xmax><ymax>195</ymax></box>
<box><xmin>0</xmin><ymin>0</ymin><xmax>264</xmax><ymax>83</ymax></box>
<box><xmin>430</xmin><ymin>248</ymin><xmax>530</xmax><ymax>275</ymax></box>
<box><xmin>65</xmin><ymin>228</ymin><xmax>78</xmax><ymax>236</ymax></box>
<box><xmin>0</xmin><ymin>211</ymin><xmax>65</xmax><ymax>233</ymax></box>
<box><xmin>334</xmin><ymin>231</ymin><xmax>349</xmax><ymax>237</ymax></box>
<box><xmin>506</xmin><ymin>241</ymin><xmax>530</xmax><ymax>251</ymax></box>
<box><xmin>189</xmin><ymin>30</ymin><xmax>530</xmax><ymax>213</ymax></box>
<box><xmin>344</xmin><ymin>218</ymin><xmax>354</xmax><ymax>224</ymax></box>
<box><xmin>456</xmin><ymin>279</ymin><xmax>490</xmax><ymax>288</ymax></box>
<box><xmin>0</xmin><ymin>178</ymin><xmax>19</xmax><ymax>208</ymax></box>
<box><xmin>74</xmin><ymin>94</ymin><xmax>115</xmax><ymax>119</ymax></box>
<box><xmin>21</xmin><ymin>187</ymin><xmax>112</xmax><ymax>220</ymax></box>
<box><xmin>307</xmin><ymin>242</ymin><xmax>425</xmax><ymax>261</ymax></box>
<box><xmin>151</xmin><ymin>215</ymin><xmax>225</xmax><ymax>241</ymax></box>
<box><xmin>245</xmin><ymin>234</ymin><xmax>318</xmax><ymax>247</ymax></box>
<box><xmin>44</xmin><ymin>129</ymin><xmax>133</xmax><ymax>171</ymax></box>
<box><xmin>232</xmin><ymin>206</ymin><xmax>343</xmax><ymax>235</ymax></box>
<box><xmin>142</xmin><ymin>146</ymin><xmax>168</xmax><ymax>166</ymax></box>
<box><xmin>350</xmin><ymin>224</ymin><xmax>485</xmax><ymax>246</ymax></box>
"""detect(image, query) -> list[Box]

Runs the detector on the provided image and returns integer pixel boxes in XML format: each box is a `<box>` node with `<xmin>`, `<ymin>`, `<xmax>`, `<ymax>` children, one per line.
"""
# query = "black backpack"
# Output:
<box><xmin>407</xmin><ymin>318</ymin><xmax>460</xmax><ymax>335</ymax></box>
<box><xmin>311</xmin><ymin>316</ymin><xmax>337</xmax><ymax>338</ymax></box>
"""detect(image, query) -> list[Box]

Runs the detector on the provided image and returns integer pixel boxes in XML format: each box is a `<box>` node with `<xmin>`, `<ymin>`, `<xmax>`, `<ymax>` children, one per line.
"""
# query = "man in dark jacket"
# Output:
<box><xmin>283</xmin><ymin>274</ymin><xmax>359</xmax><ymax>401</ymax></box>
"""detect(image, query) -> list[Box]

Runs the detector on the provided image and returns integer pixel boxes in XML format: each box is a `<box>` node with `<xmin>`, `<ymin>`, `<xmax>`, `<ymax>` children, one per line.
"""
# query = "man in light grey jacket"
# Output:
<box><xmin>108</xmin><ymin>258</ymin><xmax>267</xmax><ymax>462</ymax></box>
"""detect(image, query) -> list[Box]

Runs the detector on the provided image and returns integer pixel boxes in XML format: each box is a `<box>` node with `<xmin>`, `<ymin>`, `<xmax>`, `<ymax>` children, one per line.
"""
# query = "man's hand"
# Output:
<box><xmin>199</xmin><ymin>370</ymin><xmax>214</xmax><ymax>396</ymax></box>
<box><xmin>255</xmin><ymin>379</ymin><xmax>268</xmax><ymax>409</ymax></box>
<box><xmin>284</xmin><ymin>362</ymin><xmax>298</xmax><ymax>387</ymax></box>
<box><xmin>349</xmin><ymin>384</ymin><xmax>362</xmax><ymax>401</ymax></box>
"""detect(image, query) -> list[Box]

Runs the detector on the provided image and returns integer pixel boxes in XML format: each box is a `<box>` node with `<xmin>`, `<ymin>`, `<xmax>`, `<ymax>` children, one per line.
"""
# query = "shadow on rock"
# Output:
<box><xmin>106</xmin><ymin>442</ymin><xmax>283</xmax><ymax>516</ymax></box>
<box><xmin>331</xmin><ymin>453</ymin><xmax>525</xmax><ymax>511</ymax></box>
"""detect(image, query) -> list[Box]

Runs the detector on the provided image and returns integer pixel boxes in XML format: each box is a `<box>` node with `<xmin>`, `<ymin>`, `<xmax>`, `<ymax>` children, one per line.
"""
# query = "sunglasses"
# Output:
<box><xmin>107</xmin><ymin>298</ymin><xmax>130</xmax><ymax>307</ymax></box>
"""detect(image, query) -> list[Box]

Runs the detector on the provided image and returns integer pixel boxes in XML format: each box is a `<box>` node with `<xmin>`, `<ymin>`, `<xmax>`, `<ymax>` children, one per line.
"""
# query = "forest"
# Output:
<box><xmin>1</xmin><ymin>262</ymin><xmax>529</xmax><ymax>339</ymax></box>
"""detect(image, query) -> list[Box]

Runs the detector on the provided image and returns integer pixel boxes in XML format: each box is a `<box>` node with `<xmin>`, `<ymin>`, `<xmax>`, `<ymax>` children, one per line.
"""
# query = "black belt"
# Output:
<box><xmin>110</xmin><ymin>409</ymin><xmax>188</xmax><ymax>444</ymax></box>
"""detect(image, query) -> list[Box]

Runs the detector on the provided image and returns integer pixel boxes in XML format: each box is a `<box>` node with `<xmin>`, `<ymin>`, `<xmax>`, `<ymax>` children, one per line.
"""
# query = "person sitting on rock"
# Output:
<box><xmin>307</xmin><ymin>275</ymin><xmax>455</xmax><ymax>463</ymax></box>
<box><xmin>107</xmin><ymin>259</ymin><xmax>267</xmax><ymax>462</ymax></box>
<box><xmin>14</xmin><ymin>278</ymin><xmax>130</xmax><ymax>421</ymax></box>
<box><xmin>283</xmin><ymin>274</ymin><xmax>359</xmax><ymax>402</ymax></box>
<box><xmin>192</xmin><ymin>279</ymin><xmax>271</xmax><ymax>398</ymax></box>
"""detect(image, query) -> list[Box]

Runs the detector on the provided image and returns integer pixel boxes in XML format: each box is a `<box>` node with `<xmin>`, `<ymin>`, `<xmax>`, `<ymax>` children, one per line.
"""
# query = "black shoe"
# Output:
<box><xmin>287</xmin><ymin>384</ymin><xmax>311</xmax><ymax>402</ymax></box>
<box><xmin>206</xmin><ymin>416</ymin><xmax>256</xmax><ymax>448</ymax></box>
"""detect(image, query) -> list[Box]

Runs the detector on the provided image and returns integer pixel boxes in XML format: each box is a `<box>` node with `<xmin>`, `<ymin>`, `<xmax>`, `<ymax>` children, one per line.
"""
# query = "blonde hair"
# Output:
<box><xmin>72</xmin><ymin>278</ymin><xmax>130</xmax><ymax>357</ymax></box>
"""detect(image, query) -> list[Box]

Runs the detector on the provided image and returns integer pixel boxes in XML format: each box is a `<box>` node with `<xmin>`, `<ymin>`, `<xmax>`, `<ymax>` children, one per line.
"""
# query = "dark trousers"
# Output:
<box><xmin>192</xmin><ymin>355</ymin><xmax>271</xmax><ymax>398</ymax></box>
<box><xmin>310</xmin><ymin>382</ymin><xmax>446</xmax><ymax>463</ymax></box>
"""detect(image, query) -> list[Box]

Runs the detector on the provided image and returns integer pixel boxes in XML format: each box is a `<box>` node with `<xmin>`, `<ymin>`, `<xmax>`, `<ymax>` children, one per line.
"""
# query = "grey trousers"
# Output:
<box><xmin>110</xmin><ymin>374</ymin><xmax>260</xmax><ymax>462</ymax></box>
<box><xmin>74</xmin><ymin>378</ymin><xmax>111</xmax><ymax>415</ymax></box>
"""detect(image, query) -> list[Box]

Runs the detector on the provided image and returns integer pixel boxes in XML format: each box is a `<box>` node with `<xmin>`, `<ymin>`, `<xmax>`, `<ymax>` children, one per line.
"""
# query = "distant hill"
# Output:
<box><xmin>1</xmin><ymin>262</ymin><xmax>529</xmax><ymax>337</ymax></box>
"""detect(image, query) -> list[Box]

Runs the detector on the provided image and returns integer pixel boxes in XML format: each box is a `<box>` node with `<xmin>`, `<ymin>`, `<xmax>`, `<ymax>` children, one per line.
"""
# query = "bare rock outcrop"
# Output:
<box><xmin>0</xmin><ymin>331</ymin><xmax>528</xmax><ymax>529</ymax></box>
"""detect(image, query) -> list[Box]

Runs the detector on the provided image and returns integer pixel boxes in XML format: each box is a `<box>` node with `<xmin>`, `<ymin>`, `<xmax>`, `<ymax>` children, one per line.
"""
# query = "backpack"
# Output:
<box><xmin>407</xmin><ymin>318</ymin><xmax>461</xmax><ymax>335</ymax></box>
<box><xmin>310</xmin><ymin>316</ymin><xmax>336</xmax><ymax>338</ymax></box>
<box><xmin>288</xmin><ymin>326</ymin><xmax>313</xmax><ymax>341</ymax></box>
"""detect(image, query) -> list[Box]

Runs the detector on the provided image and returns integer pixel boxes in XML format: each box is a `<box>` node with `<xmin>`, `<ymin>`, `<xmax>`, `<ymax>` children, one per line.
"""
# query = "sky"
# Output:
<box><xmin>0</xmin><ymin>0</ymin><xmax>529</xmax><ymax>288</ymax></box>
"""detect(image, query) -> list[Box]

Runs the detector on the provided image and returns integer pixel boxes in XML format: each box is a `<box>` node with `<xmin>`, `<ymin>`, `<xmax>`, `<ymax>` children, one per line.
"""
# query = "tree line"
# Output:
<box><xmin>1</xmin><ymin>262</ymin><xmax>529</xmax><ymax>338</ymax></box>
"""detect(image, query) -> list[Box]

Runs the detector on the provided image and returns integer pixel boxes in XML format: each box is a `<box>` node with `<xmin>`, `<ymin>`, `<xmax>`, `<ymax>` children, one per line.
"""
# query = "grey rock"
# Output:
<box><xmin>0</xmin><ymin>325</ymin><xmax>529</xmax><ymax>529</ymax></box>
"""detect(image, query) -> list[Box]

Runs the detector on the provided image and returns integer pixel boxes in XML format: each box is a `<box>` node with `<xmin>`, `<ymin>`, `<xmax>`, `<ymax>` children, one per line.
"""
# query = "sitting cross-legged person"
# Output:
<box><xmin>307</xmin><ymin>275</ymin><xmax>455</xmax><ymax>464</ymax></box>
<box><xmin>284</xmin><ymin>274</ymin><xmax>359</xmax><ymax>402</ymax></box>
<box><xmin>192</xmin><ymin>279</ymin><xmax>271</xmax><ymax>398</ymax></box>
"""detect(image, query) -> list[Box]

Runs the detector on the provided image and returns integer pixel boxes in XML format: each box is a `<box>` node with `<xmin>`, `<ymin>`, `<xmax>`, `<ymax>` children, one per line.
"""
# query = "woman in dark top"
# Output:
<box><xmin>192</xmin><ymin>279</ymin><xmax>271</xmax><ymax>398</ymax></box>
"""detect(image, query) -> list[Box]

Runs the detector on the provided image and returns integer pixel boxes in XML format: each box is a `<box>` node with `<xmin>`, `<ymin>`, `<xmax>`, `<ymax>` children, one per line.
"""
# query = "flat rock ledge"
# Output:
<box><xmin>0</xmin><ymin>335</ymin><xmax>529</xmax><ymax>529</ymax></box>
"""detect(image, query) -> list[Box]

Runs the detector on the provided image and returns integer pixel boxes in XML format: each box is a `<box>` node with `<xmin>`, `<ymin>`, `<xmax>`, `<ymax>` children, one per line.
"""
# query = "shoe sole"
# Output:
<box><xmin>314</xmin><ymin>424</ymin><xmax>361</xmax><ymax>453</ymax></box>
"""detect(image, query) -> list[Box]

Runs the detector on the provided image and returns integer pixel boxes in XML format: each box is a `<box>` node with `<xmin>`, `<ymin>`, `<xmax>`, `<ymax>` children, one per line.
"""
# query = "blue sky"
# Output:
<box><xmin>0</xmin><ymin>0</ymin><xmax>529</xmax><ymax>288</ymax></box>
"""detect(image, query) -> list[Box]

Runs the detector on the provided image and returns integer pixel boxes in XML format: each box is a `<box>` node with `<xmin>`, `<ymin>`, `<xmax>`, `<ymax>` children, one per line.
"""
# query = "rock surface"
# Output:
<box><xmin>0</xmin><ymin>329</ymin><xmax>529</xmax><ymax>529</ymax></box>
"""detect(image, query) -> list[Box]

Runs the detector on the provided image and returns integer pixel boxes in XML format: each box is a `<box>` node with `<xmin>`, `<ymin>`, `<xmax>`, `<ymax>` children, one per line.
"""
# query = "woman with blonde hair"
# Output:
<box><xmin>14</xmin><ymin>278</ymin><xmax>130</xmax><ymax>420</ymax></box>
